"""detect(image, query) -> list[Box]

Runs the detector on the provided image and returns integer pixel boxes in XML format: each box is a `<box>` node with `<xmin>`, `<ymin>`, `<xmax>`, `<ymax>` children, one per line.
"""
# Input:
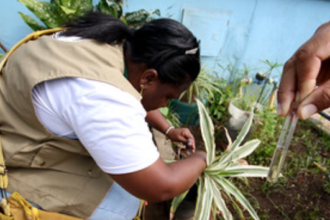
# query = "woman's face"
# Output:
<box><xmin>141</xmin><ymin>79</ymin><xmax>191</xmax><ymax>112</ymax></box>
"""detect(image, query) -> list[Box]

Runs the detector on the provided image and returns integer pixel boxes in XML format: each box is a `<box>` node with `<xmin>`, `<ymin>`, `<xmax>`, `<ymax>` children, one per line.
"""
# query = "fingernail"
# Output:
<box><xmin>277</xmin><ymin>104</ymin><xmax>283</xmax><ymax>116</ymax></box>
<box><xmin>301</xmin><ymin>104</ymin><xmax>318</xmax><ymax>119</ymax></box>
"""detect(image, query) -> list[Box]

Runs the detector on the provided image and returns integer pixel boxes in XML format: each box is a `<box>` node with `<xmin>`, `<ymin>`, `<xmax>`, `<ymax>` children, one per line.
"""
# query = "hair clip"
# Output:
<box><xmin>185</xmin><ymin>47</ymin><xmax>198</xmax><ymax>55</ymax></box>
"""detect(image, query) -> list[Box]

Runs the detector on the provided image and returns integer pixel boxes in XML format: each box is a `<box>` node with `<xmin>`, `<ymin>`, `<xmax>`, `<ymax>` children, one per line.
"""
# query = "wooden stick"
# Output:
<box><xmin>0</xmin><ymin>40</ymin><xmax>8</xmax><ymax>53</ymax></box>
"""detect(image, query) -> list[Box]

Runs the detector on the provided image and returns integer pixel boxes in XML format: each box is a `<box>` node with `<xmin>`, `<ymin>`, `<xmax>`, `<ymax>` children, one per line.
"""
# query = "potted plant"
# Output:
<box><xmin>18</xmin><ymin>0</ymin><xmax>160</xmax><ymax>31</ymax></box>
<box><xmin>170</xmin><ymin>65</ymin><xmax>220</xmax><ymax>126</ymax></box>
<box><xmin>171</xmin><ymin>99</ymin><xmax>271</xmax><ymax>220</ymax></box>
<box><xmin>224</xmin><ymin>61</ymin><xmax>282</xmax><ymax>142</ymax></box>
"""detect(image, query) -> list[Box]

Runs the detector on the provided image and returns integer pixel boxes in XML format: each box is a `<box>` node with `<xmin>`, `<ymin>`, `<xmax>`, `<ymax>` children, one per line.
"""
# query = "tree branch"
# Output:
<box><xmin>0</xmin><ymin>40</ymin><xmax>8</xmax><ymax>53</ymax></box>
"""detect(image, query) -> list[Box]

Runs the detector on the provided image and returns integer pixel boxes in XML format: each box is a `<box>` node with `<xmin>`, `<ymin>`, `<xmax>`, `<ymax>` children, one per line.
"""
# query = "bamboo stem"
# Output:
<box><xmin>0</xmin><ymin>40</ymin><xmax>8</xmax><ymax>53</ymax></box>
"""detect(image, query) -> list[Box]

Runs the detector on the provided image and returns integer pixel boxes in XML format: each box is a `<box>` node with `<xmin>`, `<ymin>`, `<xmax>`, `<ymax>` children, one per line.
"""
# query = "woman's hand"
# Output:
<box><xmin>166</xmin><ymin>127</ymin><xmax>196</xmax><ymax>153</ymax></box>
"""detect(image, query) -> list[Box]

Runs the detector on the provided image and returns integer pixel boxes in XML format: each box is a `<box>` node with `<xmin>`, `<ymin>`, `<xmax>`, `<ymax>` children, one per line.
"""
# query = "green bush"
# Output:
<box><xmin>18</xmin><ymin>0</ymin><xmax>160</xmax><ymax>30</ymax></box>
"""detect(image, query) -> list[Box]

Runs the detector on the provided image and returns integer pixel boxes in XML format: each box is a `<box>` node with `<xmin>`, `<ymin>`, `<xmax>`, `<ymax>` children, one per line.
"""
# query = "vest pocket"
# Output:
<box><xmin>30</xmin><ymin>144</ymin><xmax>102</xmax><ymax>177</ymax></box>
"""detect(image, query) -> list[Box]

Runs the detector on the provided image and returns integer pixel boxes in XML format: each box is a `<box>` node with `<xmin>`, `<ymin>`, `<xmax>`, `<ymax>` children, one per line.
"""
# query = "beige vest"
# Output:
<box><xmin>0</xmin><ymin>35</ymin><xmax>140</xmax><ymax>218</ymax></box>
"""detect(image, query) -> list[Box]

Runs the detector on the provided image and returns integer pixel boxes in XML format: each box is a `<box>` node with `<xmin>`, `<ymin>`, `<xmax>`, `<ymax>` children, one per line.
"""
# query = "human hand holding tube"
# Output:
<box><xmin>277</xmin><ymin>21</ymin><xmax>330</xmax><ymax>119</ymax></box>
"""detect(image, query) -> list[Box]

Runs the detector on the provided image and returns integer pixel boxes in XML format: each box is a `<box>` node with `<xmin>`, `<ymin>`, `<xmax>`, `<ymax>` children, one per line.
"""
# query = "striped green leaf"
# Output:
<box><xmin>209</xmin><ymin>177</ymin><xmax>233</xmax><ymax>220</ymax></box>
<box><xmin>197</xmin><ymin>99</ymin><xmax>215</xmax><ymax>165</ymax></box>
<box><xmin>231</xmin><ymin>139</ymin><xmax>261</xmax><ymax>161</ymax></box>
<box><xmin>170</xmin><ymin>190</ymin><xmax>188</xmax><ymax>214</ymax></box>
<box><xmin>194</xmin><ymin>177</ymin><xmax>212</xmax><ymax>220</ymax></box>
<box><xmin>205</xmin><ymin>170</ymin><xmax>243</xmax><ymax>177</ymax></box>
<box><xmin>223</xmin><ymin>165</ymin><xmax>269</xmax><ymax>177</ymax></box>
<box><xmin>217</xmin><ymin>111</ymin><xmax>254</xmax><ymax>165</ymax></box>
<box><xmin>213</xmin><ymin>177</ymin><xmax>260</xmax><ymax>220</ymax></box>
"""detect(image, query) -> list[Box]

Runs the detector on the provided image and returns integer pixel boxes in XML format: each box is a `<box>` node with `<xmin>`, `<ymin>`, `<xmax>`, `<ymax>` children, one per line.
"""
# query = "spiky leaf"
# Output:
<box><xmin>217</xmin><ymin>111</ymin><xmax>254</xmax><ymax>165</ymax></box>
<box><xmin>18</xmin><ymin>0</ymin><xmax>61</xmax><ymax>28</ymax></box>
<box><xmin>209</xmin><ymin>177</ymin><xmax>233</xmax><ymax>220</ymax></box>
<box><xmin>18</xmin><ymin>12</ymin><xmax>47</xmax><ymax>31</ymax></box>
<box><xmin>194</xmin><ymin>177</ymin><xmax>212</xmax><ymax>220</ymax></box>
<box><xmin>170</xmin><ymin>190</ymin><xmax>188</xmax><ymax>214</ymax></box>
<box><xmin>196</xmin><ymin>99</ymin><xmax>215</xmax><ymax>165</ymax></box>
<box><xmin>213</xmin><ymin>177</ymin><xmax>260</xmax><ymax>220</ymax></box>
<box><xmin>231</xmin><ymin>139</ymin><xmax>261</xmax><ymax>161</ymax></box>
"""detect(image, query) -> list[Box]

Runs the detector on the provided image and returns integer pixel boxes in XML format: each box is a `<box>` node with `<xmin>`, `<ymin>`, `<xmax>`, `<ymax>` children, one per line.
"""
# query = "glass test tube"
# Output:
<box><xmin>267</xmin><ymin>110</ymin><xmax>298</xmax><ymax>183</ymax></box>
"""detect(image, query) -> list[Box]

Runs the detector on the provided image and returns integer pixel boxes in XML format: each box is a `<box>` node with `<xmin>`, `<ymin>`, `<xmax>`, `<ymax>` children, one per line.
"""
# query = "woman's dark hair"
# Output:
<box><xmin>61</xmin><ymin>11</ymin><xmax>200</xmax><ymax>85</ymax></box>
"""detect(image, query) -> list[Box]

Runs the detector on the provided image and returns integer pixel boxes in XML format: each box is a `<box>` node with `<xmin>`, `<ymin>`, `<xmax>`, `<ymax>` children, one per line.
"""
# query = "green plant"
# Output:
<box><xmin>18</xmin><ymin>0</ymin><xmax>160</xmax><ymax>30</ymax></box>
<box><xmin>205</xmin><ymin>76</ymin><xmax>233</xmax><ymax>125</ymax></box>
<box><xmin>159</xmin><ymin>104</ymin><xmax>182</xmax><ymax>129</ymax></box>
<box><xmin>171</xmin><ymin>99</ymin><xmax>271</xmax><ymax>220</ymax></box>
<box><xmin>254</xmin><ymin>60</ymin><xmax>282</xmax><ymax>106</ymax></box>
<box><xmin>0</xmin><ymin>54</ymin><xmax>3</xmax><ymax>59</ymax></box>
<box><xmin>18</xmin><ymin>0</ymin><xmax>94</xmax><ymax>30</ymax></box>
<box><xmin>179</xmin><ymin>65</ymin><xmax>220</xmax><ymax>104</ymax></box>
<box><xmin>248</xmin><ymin>107</ymin><xmax>283</xmax><ymax>165</ymax></box>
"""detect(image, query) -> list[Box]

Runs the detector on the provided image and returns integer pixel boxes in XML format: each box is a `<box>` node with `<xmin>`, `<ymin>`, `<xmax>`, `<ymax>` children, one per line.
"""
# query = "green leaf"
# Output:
<box><xmin>75</xmin><ymin>0</ymin><xmax>93</xmax><ymax>16</ymax></box>
<box><xmin>59</xmin><ymin>5</ymin><xmax>76</xmax><ymax>15</ymax></box>
<box><xmin>120</xmin><ymin>17</ymin><xmax>127</xmax><ymax>24</ymax></box>
<box><xmin>170</xmin><ymin>190</ymin><xmax>188</xmax><ymax>214</ymax></box>
<box><xmin>197</xmin><ymin>99</ymin><xmax>215</xmax><ymax>165</ymax></box>
<box><xmin>223</xmin><ymin>165</ymin><xmax>269</xmax><ymax>177</ymax></box>
<box><xmin>60</xmin><ymin>0</ymin><xmax>92</xmax><ymax>14</ymax></box>
<box><xmin>194</xmin><ymin>177</ymin><xmax>213</xmax><ymax>220</ymax></box>
<box><xmin>125</xmin><ymin>9</ymin><xmax>149</xmax><ymax>27</ymax></box>
<box><xmin>217</xmin><ymin>111</ymin><xmax>254</xmax><ymax>165</ymax></box>
<box><xmin>206</xmin><ymin>158</ymin><xmax>231</xmax><ymax>173</ymax></box>
<box><xmin>205</xmin><ymin>170</ymin><xmax>243</xmax><ymax>177</ymax></box>
<box><xmin>227</xmin><ymin>193</ymin><xmax>245</xmax><ymax>219</ymax></box>
<box><xmin>18</xmin><ymin>0</ymin><xmax>61</xmax><ymax>28</ymax></box>
<box><xmin>98</xmin><ymin>0</ymin><xmax>122</xmax><ymax>18</ymax></box>
<box><xmin>159</xmin><ymin>107</ymin><xmax>169</xmax><ymax>116</ymax></box>
<box><xmin>18</xmin><ymin>12</ymin><xmax>47</xmax><ymax>31</ymax></box>
<box><xmin>150</xmin><ymin>9</ymin><xmax>161</xmax><ymax>17</ymax></box>
<box><xmin>209</xmin><ymin>177</ymin><xmax>233</xmax><ymax>220</ymax></box>
<box><xmin>231</xmin><ymin>139</ymin><xmax>261</xmax><ymax>161</ymax></box>
<box><xmin>213</xmin><ymin>177</ymin><xmax>260</xmax><ymax>220</ymax></box>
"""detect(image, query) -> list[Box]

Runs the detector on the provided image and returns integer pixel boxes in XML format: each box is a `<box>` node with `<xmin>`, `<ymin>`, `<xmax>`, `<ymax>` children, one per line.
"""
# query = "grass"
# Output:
<box><xmin>232</xmin><ymin>114</ymin><xmax>330</xmax><ymax>220</ymax></box>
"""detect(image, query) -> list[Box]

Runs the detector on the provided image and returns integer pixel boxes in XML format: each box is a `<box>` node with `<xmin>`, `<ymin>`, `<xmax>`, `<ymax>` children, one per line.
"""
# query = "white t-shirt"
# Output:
<box><xmin>32</xmin><ymin>44</ymin><xmax>160</xmax><ymax>175</ymax></box>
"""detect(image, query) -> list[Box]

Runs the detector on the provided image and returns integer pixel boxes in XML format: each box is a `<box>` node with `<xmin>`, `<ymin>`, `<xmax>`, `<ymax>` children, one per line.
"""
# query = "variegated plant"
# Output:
<box><xmin>172</xmin><ymin>99</ymin><xmax>271</xmax><ymax>220</ymax></box>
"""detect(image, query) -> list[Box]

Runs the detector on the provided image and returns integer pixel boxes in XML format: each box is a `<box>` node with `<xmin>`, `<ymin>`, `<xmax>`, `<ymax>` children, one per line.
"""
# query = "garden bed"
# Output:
<box><xmin>188</xmin><ymin>118</ymin><xmax>330</xmax><ymax>220</ymax></box>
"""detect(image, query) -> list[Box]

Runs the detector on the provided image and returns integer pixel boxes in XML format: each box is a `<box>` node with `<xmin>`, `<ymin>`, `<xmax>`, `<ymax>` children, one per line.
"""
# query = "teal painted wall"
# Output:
<box><xmin>123</xmin><ymin>0</ymin><xmax>330</xmax><ymax>80</ymax></box>
<box><xmin>0</xmin><ymin>0</ymin><xmax>98</xmax><ymax>52</ymax></box>
<box><xmin>1</xmin><ymin>0</ymin><xmax>330</xmax><ymax>80</ymax></box>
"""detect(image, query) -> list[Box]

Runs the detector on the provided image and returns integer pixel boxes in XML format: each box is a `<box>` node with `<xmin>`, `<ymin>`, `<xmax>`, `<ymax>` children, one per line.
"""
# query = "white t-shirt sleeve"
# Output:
<box><xmin>32</xmin><ymin>78</ymin><xmax>160</xmax><ymax>174</ymax></box>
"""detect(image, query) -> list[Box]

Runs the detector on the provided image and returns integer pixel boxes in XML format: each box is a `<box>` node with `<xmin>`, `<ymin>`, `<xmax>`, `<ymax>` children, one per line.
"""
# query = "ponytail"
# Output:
<box><xmin>60</xmin><ymin>11</ymin><xmax>133</xmax><ymax>44</ymax></box>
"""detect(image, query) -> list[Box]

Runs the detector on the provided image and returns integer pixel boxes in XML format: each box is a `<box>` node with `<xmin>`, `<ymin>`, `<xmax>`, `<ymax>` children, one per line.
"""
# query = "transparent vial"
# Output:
<box><xmin>267</xmin><ymin>147</ymin><xmax>288</xmax><ymax>183</ymax></box>
<box><xmin>267</xmin><ymin>110</ymin><xmax>298</xmax><ymax>183</ymax></box>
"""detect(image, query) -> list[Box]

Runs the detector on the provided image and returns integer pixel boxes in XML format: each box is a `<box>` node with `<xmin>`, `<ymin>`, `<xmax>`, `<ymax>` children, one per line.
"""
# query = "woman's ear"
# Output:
<box><xmin>139</xmin><ymin>69</ymin><xmax>158</xmax><ymax>86</ymax></box>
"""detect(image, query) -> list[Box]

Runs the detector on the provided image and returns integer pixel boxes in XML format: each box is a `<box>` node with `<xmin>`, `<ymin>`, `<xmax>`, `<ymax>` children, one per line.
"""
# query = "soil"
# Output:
<box><xmin>187</xmin><ymin>122</ymin><xmax>330</xmax><ymax>220</ymax></box>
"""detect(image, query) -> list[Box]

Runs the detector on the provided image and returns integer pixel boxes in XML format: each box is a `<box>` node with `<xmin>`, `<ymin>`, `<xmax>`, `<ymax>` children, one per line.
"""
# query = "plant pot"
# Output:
<box><xmin>221</xmin><ymin>99</ymin><xmax>259</xmax><ymax>144</ymax></box>
<box><xmin>169</xmin><ymin>99</ymin><xmax>199</xmax><ymax>126</ymax></box>
<box><xmin>228</xmin><ymin>99</ymin><xmax>250</xmax><ymax>131</ymax></box>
